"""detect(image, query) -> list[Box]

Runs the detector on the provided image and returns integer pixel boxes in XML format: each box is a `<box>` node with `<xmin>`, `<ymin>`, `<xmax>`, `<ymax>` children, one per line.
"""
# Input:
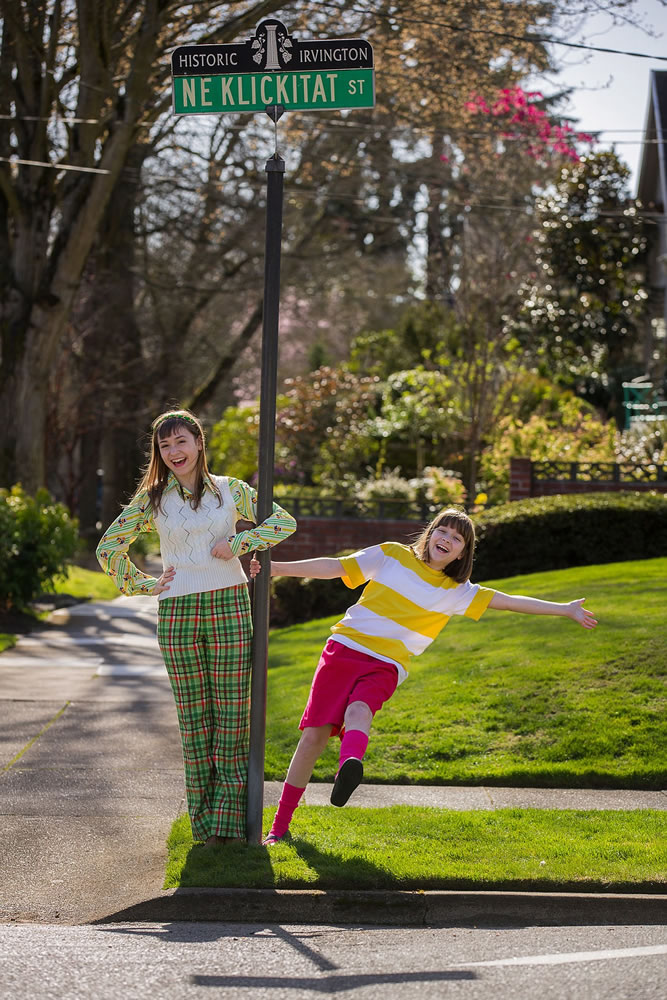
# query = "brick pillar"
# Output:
<box><xmin>510</xmin><ymin>457</ymin><xmax>532</xmax><ymax>501</ymax></box>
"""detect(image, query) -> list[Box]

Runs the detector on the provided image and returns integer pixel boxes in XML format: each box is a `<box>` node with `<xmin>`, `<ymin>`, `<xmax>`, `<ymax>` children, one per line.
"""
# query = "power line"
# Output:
<box><xmin>0</xmin><ymin>156</ymin><xmax>111</xmax><ymax>174</ymax></box>
<box><xmin>0</xmin><ymin>113</ymin><xmax>101</xmax><ymax>124</ymax></box>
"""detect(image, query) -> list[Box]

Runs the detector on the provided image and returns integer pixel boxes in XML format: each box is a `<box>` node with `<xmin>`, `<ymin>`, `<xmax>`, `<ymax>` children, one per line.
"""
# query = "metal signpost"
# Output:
<box><xmin>171</xmin><ymin>19</ymin><xmax>375</xmax><ymax>844</ymax></box>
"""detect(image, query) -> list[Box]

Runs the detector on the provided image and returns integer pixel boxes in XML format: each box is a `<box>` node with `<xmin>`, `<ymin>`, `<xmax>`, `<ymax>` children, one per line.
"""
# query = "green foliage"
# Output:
<box><xmin>166</xmin><ymin>807</ymin><xmax>667</xmax><ymax>891</ymax></box>
<box><xmin>349</xmin><ymin>301</ymin><xmax>460</xmax><ymax>378</ymax></box>
<box><xmin>515</xmin><ymin>151</ymin><xmax>650</xmax><ymax>397</ymax></box>
<box><xmin>480</xmin><ymin>391</ymin><xmax>615</xmax><ymax>502</ymax></box>
<box><xmin>209</xmin><ymin>404</ymin><xmax>260</xmax><ymax>482</ymax></box>
<box><xmin>49</xmin><ymin>565</ymin><xmax>122</xmax><ymax>602</ymax></box>
<box><xmin>276</xmin><ymin>367</ymin><xmax>382</xmax><ymax>487</ymax></box>
<box><xmin>472</xmin><ymin>492</ymin><xmax>667</xmax><ymax>579</ymax></box>
<box><xmin>370</xmin><ymin>368</ymin><xmax>465</xmax><ymax>475</ymax></box>
<box><xmin>0</xmin><ymin>485</ymin><xmax>79</xmax><ymax>610</ymax></box>
<box><xmin>271</xmin><ymin>573</ymin><xmax>363</xmax><ymax>628</ymax></box>
<box><xmin>357</xmin><ymin>466</ymin><xmax>466</xmax><ymax>506</ymax></box>
<box><xmin>616</xmin><ymin>418</ymin><xmax>667</xmax><ymax>464</ymax></box>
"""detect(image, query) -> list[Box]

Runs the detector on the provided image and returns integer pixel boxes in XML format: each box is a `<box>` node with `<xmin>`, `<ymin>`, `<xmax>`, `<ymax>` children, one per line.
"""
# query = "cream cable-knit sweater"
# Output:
<box><xmin>153</xmin><ymin>476</ymin><xmax>248</xmax><ymax>599</ymax></box>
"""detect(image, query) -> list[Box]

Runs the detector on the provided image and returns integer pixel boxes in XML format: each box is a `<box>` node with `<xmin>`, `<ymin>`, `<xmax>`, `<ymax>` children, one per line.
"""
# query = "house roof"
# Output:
<box><xmin>636</xmin><ymin>70</ymin><xmax>667</xmax><ymax>206</ymax></box>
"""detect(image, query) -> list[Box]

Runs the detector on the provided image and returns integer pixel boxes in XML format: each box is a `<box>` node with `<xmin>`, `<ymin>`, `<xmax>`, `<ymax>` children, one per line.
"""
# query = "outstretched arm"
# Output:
<box><xmin>488</xmin><ymin>592</ymin><xmax>598</xmax><ymax>629</ymax></box>
<box><xmin>250</xmin><ymin>556</ymin><xmax>344</xmax><ymax>579</ymax></box>
<box><xmin>271</xmin><ymin>557</ymin><xmax>344</xmax><ymax>579</ymax></box>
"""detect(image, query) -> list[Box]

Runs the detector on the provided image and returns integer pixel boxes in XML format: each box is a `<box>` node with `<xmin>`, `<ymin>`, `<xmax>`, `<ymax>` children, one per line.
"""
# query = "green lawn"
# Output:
<box><xmin>49</xmin><ymin>564</ymin><xmax>121</xmax><ymax>602</ymax></box>
<box><xmin>165</xmin><ymin>806</ymin><xmax>667</xmax><ymax>892</ymax></box>
<box><xmin>264</xmin><ymin>558</ymin><xmax>667</xmax><ymax>789</ymax></box>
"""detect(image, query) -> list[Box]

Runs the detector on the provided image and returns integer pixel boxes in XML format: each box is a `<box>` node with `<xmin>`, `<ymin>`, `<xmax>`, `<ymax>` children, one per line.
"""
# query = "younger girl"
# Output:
<box><xmin>97</xmin><ymin>409</ymin><xmax>296</xmax><ymax>846</ymax></box>
<box><xmin>256</xmin><ymin>507</ymin><xmax>597</xmax><ymax>844</ymax></box>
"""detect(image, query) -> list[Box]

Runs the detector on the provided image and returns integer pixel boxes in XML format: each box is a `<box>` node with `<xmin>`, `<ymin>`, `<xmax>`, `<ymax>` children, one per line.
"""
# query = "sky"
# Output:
<box><xmin>539</xmin><ymin>0</ymin><xmax>667</xmax><ymax>192</ymax></box>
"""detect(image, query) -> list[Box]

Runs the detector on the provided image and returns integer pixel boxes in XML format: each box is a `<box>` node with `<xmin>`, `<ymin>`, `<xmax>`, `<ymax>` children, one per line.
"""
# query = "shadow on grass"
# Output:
<box><xmin>170</xmin><ymin>832</ymin><xmax>393</xmax><ymax>891</ymax></box>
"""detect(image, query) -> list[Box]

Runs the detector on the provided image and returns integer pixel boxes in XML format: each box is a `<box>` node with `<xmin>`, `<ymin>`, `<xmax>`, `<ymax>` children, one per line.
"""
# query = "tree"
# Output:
<box><xmin>514</xmin><ymin>150</ymin><xmax>650</xmax><ymax>416</ymax></box>
<box><xmin>0</xmin><ymin>0</ymin><xmax>292</xmax><ymax>491</ymax></box>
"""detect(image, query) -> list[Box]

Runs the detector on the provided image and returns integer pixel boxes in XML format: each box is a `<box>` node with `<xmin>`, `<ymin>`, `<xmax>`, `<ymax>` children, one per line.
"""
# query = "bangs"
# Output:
<box><xmin>156</xmin><ymin>418</ymin><xmax>197</xmax><ymax>440</ymax></box>
<box><xmin>434</xmin><ymin>511</ymin><xmax>474</xmax><ymax>545</ymax></box>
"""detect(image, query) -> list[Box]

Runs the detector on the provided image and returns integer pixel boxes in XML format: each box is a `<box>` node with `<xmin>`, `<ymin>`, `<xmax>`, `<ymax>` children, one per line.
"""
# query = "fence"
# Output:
<box><xmin>509</xmin><ymin>457</ymin><xmax>667</xmax><ymax>501</ymax></box>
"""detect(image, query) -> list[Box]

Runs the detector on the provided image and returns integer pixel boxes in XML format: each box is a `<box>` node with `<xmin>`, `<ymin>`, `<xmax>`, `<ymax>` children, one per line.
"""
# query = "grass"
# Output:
<box><xmin>165</xmin><ymin>806</ymin><xmax>667</xmax><ymax>892</ymax></box>
<box><xmin>0</xmin><ymin>633</ymin><xmax>16</xmax><ymax>653</ymax></box>
<box><xmin>47</xmin><ymin>564</ymin><xmax>121</xmax><ymax>602</ymax></box>
<box><xmin>264</xmin><ymin>558</ymin><xmax>667</xmax><ymax>789</ymax></box>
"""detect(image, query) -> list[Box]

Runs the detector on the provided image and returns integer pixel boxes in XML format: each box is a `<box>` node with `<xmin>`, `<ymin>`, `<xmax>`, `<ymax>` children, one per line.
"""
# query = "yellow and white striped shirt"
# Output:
<box><xmin>332</xmin><ymin>542</ymin><xmax>495</xmax><ymax>683</ymax></box>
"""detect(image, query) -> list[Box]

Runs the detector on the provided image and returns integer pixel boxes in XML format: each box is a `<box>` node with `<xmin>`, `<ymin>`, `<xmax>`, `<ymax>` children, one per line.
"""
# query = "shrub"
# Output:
<box><xmin>472</xmin><ymin>491</ymin><xmax>667</xmax><ymax>580</ymax></box>
<box><xmin>0</xmin><ymin>485</ymin><xmax>79</xmax><ymax>610</ymax></box>
<box><xmin>270</xmin><ymin>550</ymin><xmax>364</xmax><ymax>627</ymax></box>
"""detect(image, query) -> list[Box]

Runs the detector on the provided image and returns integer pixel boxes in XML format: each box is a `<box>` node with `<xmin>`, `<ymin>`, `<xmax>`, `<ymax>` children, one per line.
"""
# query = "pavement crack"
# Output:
<box><xmin>2</xmin><ymin>701</ymin><xmax>71</xmax><ymax>772</ymax></box>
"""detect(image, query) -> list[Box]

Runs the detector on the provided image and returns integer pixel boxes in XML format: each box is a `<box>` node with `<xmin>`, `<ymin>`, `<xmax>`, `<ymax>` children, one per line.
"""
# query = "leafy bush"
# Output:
<box><xmin>479</xmin><ymin>401</ymin><xmax>615</xmax><ymax>504</ymax></box>
<box><xmin>270</xmin><ymin>575</ymin><xmax>362</xmax><ymax>628</ymax></box>
<box><xmin>472</xmin><ymin>491</ymin><xmax>667</xmax><ymax>581</ymax></box>
<box><xmin>270</xmin><ymin>550</ymin><xmax>364</xmax><ymax>628</ymax></box>
<box><xmin>0</xmin><ymin>485</ymin><xmax>79</xmax><ymax>610</ymax></box>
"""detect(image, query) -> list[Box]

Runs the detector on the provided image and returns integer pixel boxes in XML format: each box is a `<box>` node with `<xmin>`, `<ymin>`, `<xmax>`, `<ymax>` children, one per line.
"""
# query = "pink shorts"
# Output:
<box><xmin>299</xmin><ymin>638</ymin><xmax>399</xmax><ymax>735</ymax></box>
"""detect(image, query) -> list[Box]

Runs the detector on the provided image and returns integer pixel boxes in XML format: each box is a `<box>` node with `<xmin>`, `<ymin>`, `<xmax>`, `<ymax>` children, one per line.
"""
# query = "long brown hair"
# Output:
<box><xmin>411</xmin><ymin>507</ymin><xmax>476</xmax><ymax>583</ymax></box>
<box><xmin>135</xmin><ymin>409</ymin><xmax>220</xmax><ymax>514</ymax></box>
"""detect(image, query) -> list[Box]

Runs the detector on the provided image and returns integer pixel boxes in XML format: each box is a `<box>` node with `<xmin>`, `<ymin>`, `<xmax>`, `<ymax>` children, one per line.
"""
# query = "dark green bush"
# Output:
<box><xmin>0</xmin><ymin>485</ymin><xmax>79</xmax><ymax>610</ymax></box>
<box><xmin>472</xmin><ymin>491</ymin><xmax>667</xmax><ymax>581</ymax></box>
<box><xmin>270</xmin><ymin>552</ymin><xmax>363</xmax><ymax>627</ymax></box>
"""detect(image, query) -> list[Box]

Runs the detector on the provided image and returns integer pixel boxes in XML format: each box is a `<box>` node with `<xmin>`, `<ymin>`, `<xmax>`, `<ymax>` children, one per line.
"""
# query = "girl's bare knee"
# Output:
<box><xmin>344</xmin><ymin>700</ymin><xmax>373</xmax><ymax>730</ymax></box>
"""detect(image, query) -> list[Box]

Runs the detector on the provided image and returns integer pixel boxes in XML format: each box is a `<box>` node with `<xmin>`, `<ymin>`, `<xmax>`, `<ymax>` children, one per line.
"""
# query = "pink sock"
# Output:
<box><xmin>339</xmin><ymin>729</ymin><xmax>369</xmax><ymax>769</ymax></box>
<box><xmin>269</xmin><ymin>781</ymin><xmax>305</xmax><ymax>838</ymax></box>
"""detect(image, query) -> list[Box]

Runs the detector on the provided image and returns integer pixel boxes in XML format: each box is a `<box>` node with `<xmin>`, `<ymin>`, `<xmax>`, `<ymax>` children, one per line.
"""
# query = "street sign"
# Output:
<box><xmin>171</xmin><ymin>19</ymin><xmax>374</xmax><ymax>115</ymax></box>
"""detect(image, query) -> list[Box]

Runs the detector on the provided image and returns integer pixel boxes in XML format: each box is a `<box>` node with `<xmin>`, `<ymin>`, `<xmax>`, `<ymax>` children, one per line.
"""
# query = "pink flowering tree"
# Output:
<box><xmin>462</xmin><ymin>86</ymin><xmax>593</xmax><ymax>164</ymax></box>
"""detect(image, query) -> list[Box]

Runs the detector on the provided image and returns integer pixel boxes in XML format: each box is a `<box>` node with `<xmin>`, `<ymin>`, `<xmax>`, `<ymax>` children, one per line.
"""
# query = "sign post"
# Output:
<box><xmin>171</xmin><ymin>19</ymin><xmax>375</xmax><ymax>844</ymax></box>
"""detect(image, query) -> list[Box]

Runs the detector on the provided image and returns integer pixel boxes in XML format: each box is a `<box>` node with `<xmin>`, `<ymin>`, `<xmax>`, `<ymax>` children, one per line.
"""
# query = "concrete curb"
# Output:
<box><xmin>92</xmin><ymin>888</ymin><xmax>667</xmax><ymax>927</ymax></box>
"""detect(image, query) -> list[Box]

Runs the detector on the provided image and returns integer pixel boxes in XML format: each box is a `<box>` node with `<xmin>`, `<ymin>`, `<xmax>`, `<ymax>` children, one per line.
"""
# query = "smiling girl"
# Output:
<box><xmin>96</xmin><ymin>409</ymin><xmax>295</xmax><ymax>847</ymax></box>
<box><xmin>257</xmin><ymin>507</ymin><xmax>597</xmax><ymax>845</ymax></box>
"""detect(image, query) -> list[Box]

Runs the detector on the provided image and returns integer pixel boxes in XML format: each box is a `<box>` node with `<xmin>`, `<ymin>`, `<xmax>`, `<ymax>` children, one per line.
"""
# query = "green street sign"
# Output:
<box><xmin>171</xmin><ymin>19</ymin><xmax>375</xmax><ymax>117</ymax></box>
<box><xmin>172</xmin><ymin>68</ymin><xmax>374</xmax><ymax>115</ymax></box>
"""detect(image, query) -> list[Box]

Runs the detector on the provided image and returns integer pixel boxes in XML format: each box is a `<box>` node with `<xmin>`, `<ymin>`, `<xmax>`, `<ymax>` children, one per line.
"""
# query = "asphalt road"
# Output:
<box><xmin>2</xmin><ymin>921</ymin><xmax>666</xmax><ymax>999</ymax></box>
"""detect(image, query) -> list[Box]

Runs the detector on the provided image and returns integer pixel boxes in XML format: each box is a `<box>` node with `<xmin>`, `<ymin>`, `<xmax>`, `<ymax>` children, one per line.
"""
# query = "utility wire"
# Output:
<box><xmin>0</xmin><ymin>156</ymin><xmax>111</xmax><ymax>174</ymax></box>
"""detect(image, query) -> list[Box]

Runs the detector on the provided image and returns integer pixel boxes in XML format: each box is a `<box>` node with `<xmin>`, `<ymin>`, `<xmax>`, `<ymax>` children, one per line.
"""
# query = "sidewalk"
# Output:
<box><xmin>0</xmin><ymin>596</ymin><xmax>664</xmax><ymax>927</ymax></box>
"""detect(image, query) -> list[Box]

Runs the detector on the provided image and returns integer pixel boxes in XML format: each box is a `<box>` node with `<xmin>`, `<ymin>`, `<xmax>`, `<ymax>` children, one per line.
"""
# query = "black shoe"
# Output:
<box><xmin>330</xmin><ymin>757</ymin><xmax>364</xmax><ymax>807</ymax></box>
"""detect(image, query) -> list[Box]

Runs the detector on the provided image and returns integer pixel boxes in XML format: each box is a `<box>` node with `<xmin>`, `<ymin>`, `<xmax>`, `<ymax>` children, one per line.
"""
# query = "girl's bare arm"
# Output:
<box><xmin>250</xmin><ymin>556</ymin><xmax>344</xmax><ymax>579</ymax></box>
<box><xmin>489</xmin><ymin>592</ymin><xmax>598</xmax><ymax>629</ymax></box>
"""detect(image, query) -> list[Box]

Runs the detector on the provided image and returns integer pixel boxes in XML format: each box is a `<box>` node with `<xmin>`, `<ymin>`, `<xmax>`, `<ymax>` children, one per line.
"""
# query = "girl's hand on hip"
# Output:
<box><xmin>569</xmin><ymin>598</ymin><xmax>598</xmax><ymax>629</ymax></box>
<box><xmin>153</xmin><ymin>566</ymin><xmax>176</xmax><ymax>595</ymax></box>
<box><xmin>249</xmin><ymin>556</ymin><xmax>261</xmax><ymax>578</ymax></box>
<box><xmin>211</xmin><ymin>538</ymin><xmax>234</xmax><ymax>560</ymax></box>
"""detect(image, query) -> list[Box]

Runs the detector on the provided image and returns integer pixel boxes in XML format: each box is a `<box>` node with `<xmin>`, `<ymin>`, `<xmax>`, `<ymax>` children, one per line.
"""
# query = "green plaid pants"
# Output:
<box><xmin>157</xmin><ymin>585</ymin><xmax>252</xmax><ymax>841</ymax></box>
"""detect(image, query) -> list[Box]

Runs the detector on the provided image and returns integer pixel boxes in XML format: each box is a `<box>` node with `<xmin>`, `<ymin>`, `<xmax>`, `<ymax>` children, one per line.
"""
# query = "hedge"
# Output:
<box><xmin>270</xmin><ymin>491</ymin><xmax>667</xmax><ymax>625</ymax></box>
<box><xmin>472</xmin><ymin>491</ymin><xmax>667</xmax><ymax>581</ymax></box>
<box><xmin>0</xmin><ymin>485</ymin><xmax>79</xmax><ymax>610</ymax></box>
